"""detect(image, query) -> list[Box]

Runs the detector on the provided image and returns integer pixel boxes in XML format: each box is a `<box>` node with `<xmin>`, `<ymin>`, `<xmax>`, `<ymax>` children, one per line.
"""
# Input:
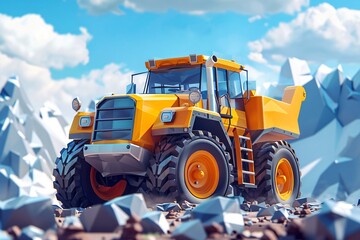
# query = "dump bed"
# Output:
<box><xmin>245</xmin><ymin>86</ymin><xmax>306</xmax><ymax>143</ymax></box>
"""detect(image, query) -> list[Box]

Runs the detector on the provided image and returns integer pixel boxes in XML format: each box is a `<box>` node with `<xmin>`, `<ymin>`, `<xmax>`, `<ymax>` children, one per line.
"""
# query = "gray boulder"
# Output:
<box><xmin>80</xmin><ymin>204</ymin><xmax>129</xmax><ymax>232</ymax></box>
<box><xmin>0</xmin><ymin>196</ymin><xmax>55</xmax><ymax>231</ymax></box>
<box><xmin>62</xmin><ymin>216</ymin><xmax>84</xmax><ymax>231</ymax></box>
<box><xmin>257</xmin><ymin>205</ymin><xmax>278</xmax><ymax>217</ymax></box>
<box><xmin>0</xmin><ymin>231</ymin><xmax>11</xmax><ymax>240</ymax></box>
<box><xmin>19</xmin><ymin>226</ymin><xmax>44</xmax><ymax>240</ymax></box>
<box><xmin>141</xmin><ymin>211</ymin><xmax>169</xmax><ymax>234</ymax></box>
<box><xmin>271</xmin><ymin>208</ymin><xmax>289</xmax><ymax>222</ymax></box>
<box><xmin>156</xmin><ymin>202</ymin><xmax>181</xmax><ymax>212</ymax></box>
<box><xmin>105</xmin><ymin>193</ymin><xmax>148</xmax><ymax>218</ymax></box>
<box><xmin>172</xmin><ymin>219</ymin><xmax>206</xmax><ymax>240</ymax></box>
<box><xmin>302</xmin><ymin>200</ymin><xmax>360</xmax><ymax>239</ymax></box>
<box><xmin>192</xmin><ymin>196</ymin><xmax>244</xmax><ymax>234</ymax></box>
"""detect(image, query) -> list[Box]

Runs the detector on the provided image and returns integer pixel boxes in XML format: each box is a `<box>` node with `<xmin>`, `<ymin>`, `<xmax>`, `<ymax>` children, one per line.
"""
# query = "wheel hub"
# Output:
<box><xmin>275</xmin><ymin>158</ymin><xmax>294</xmax><ymax>201</ymax></box>
<box><xmin>185</xmin><ymin>150</ymin><xmax>219</xmax><ymax>199</ymax></box>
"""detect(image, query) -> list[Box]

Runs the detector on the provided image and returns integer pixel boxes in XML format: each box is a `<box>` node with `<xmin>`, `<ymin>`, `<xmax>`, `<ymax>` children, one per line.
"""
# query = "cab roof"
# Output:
<box><xmin>145</xmin><ymin>54</ymin><xmax>245</xmax><ymax>73</ymax></box>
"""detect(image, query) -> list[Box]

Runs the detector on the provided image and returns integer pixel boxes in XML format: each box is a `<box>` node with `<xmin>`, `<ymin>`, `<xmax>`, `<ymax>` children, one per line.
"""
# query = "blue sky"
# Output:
<box><xmin>0</xmin><ymin>0</ymin><xmax>359</xmax><ymax>120</ymax></box>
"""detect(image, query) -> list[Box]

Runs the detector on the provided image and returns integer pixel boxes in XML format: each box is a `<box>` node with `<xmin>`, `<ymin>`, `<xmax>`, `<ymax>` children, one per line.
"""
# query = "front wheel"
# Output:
<box><xmin>53</xmin><ymin>140</ymin><xmax>137</xmax><ymax>208</ymax></box>
<box><xmin>242</xmin><ymin>141</ymin><xmax>301</xmax><ymax>204</ymax></box>
<box><xmin>145</xmin><ymin>131</ymin><xmax>234</xmax><ymax>204</ymax></box>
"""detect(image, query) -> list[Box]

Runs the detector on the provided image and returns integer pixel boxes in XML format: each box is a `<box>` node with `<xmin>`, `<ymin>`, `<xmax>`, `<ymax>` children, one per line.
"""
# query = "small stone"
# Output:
<box><xmin>6</xmin><ymin>226</ymin><xmax>21</xmax><ymax>239</ymax></box>
<box><xmin>261</xmin><ymin>229</ymin><xmax>278</xmax><ymax>240</ymax></box>
<box><xmin>301</xmin><ymin>208</ymin><xmax>312</xmax><ymax>215</ymax></box>
<box><xmin>286</xmin><ymin>219</ymin><xmax>304</xmax><ymax>239</ymax></box>
<box><xmin>240</xmin><ymin>203</ymin><xmax>250</xmax><ymax>211</ymax></box>
<box><xmin>156</xmin><ymin>203</ymin><xmax>182</xmax><ymax>212</ymax></box>
<box><xmin>166</xmin><ymin>210</ymin><xmax>180</xmax><ymax>219</ymax></box>
<box><xmin>245</xmin><ymin>220</ymin><xmax>253</xmax><ymax>226</ymax></box>
<box><xmin>181</xmin><ymin>200</ymin><xmax>196</xmax><ymax>210</ymax></box>
<box><xmin>60</xmin><ymin>208</ymin><xmax>78</xmax><ymax>217</ymax></box>
<box><xmin>54</xmin><ymin>209</ymin><xmax>62</xmax><ymax>217</ymax></box>
<box><xmin>204</xmin><ymin>222</ymin><xmax>224</xmax><ymax>235</ymax></box>
<box><xmin>265</xmin><ymin>224</ymin><xmax>287</xmax><ymax>237</ymax></box>
<box><xmin>121</xmin><ymin>217</ymin><xmax>143</xmax><ymax>239</ymax></box>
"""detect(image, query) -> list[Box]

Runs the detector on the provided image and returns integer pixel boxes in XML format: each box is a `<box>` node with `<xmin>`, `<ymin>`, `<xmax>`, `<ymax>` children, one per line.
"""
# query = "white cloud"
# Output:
<box><xmin>0</xmin><ymin>13</ymin><xmax>136</xmax><ymax>122</ymax></box>
<box><xmin>77</xmin><ymin>0</ymin><xmax>308</xmax><ymax>15</ymax></box>
<box><xmin>0</xmin><ymin>14</ymin><xmax>91</xmax><ymax>69</ymax></box>
<box><xmin>248</xmin><ymin>15</ymin><xmax>262</xmax><ymax>23</ymax></box>
<box><xmin>248</xmin><ymin>3</ymin><xmax>360</xmax><ymax>64</ymax></box>
<box><xmin>248</xmin><ymin>52</ymin><xmax>267</xmax><ymax>64</ymax></box>
<box><xmin>0</xmin><ymin>53</ymin><xmax>133</xmax><ymax>122</ymax></box>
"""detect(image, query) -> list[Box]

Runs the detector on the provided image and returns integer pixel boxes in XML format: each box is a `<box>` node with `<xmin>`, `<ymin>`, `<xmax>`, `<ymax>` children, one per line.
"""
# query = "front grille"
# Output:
<box><xmin>93</xmin><ymin>97</ymin><xmax>135</xmax><ymax>141</ymax></box>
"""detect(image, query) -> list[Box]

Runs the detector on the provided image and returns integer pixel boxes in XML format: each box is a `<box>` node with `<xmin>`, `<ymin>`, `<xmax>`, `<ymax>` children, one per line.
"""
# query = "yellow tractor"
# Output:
<box><xmin>53</xmin><ymin>54</ymin><xmax>306</xmax><ymax>208</ymax></box>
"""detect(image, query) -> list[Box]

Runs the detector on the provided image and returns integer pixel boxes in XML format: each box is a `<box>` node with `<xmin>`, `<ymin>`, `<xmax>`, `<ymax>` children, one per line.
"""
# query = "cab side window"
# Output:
<box><xmin>217</xmin><ymin>68</ymin><xmax>228</xmax><ymax>97</ymax></box>
<box><xmin>228</xmin><ymin>71</ymin><xmax>242</xmax><ymax>98</ymax></box>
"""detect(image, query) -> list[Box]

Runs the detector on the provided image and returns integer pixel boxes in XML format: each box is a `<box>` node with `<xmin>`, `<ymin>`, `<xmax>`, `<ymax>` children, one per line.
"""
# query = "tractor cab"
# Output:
<box><xmin>128</xmin><ymin>54</ymin><xmax>251</xmax><ymax>115</ymax></box>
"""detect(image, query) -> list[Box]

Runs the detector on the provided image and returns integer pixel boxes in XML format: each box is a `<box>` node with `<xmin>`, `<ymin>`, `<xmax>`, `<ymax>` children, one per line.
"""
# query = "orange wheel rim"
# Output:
<box><xmin>184</xmin><ymin>150</ymin><xmax>219</xmax><ymax>199</ymax></box>
<box><xmin>90</xmin><ymin>167</ymin><xmax>127</xmax><ymax>201</ymax></box>
<box><xmin>275</xmin><ymin>158</ymin><xmax>294</xmax><ymax>201</ymax></box>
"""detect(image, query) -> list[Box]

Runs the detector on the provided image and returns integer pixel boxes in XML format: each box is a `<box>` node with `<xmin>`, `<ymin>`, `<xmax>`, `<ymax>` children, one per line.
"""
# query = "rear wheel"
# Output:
<box><xmin>145</xmin><ymin>131</ymin><xmax>233</xmax><ymax>204</ymax></box>
<box><xmin>242</xmin><ymin>141</ymin><xmax>301</xmax><ymax>204</ymax></box>
<box><xmin>53</xmin><ymin>140</ymin><xmax>138</xmax><ymax>208</ymax></box>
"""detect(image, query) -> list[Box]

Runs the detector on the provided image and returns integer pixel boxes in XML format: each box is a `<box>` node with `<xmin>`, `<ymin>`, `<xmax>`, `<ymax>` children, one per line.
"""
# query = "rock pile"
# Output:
<box><xmin>1</xmin><ymin>193</ymin><xmax>359</xmax><ymax>239</ymax></box>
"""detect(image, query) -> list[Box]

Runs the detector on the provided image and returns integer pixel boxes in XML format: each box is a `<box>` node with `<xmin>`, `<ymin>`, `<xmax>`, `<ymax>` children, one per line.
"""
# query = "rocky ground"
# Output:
<box><xmin>1</xmin><ymin>194</ymin><xmax>359</xmax><ymax>240</ymax></box>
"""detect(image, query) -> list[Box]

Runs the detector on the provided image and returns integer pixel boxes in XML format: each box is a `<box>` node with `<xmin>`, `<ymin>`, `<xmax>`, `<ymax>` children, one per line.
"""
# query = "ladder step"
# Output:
<box><xmin>243</xmin><ymin>170</ymin><xmax>255</xmax><ymax>175</ymax></box>
<box><xmin>241</xmin><ymin>147</ymin><xmax>253</xmax><ymax>152</ymax></box>
<box><xmin>243</xmin><ymin>182</ymin><xmax>255</xmax><ymax>185</ymax></box>
<box><xmin>241</xmin><ymin>158</ymin><xmax>254</xmax><ymax>163</ymax></box>
<box><xmin>239</xmin><ymin>135</ymin><xmax>250</xmax><ymax>141</ymax></box>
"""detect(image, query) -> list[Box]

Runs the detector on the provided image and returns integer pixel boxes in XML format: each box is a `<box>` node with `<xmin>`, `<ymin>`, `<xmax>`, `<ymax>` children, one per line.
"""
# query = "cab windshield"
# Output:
<box><xmin>145</xmin><ymin>65</ymin><xmax>202</xmax><ymax>94</ymax></box>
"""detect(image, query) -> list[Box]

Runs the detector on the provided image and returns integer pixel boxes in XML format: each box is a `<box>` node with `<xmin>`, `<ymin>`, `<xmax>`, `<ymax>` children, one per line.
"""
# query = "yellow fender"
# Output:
<box><xmin>69</xmin><ymin>112</ymin><xmax>94</xmax><ymax>139</ymax></box>
<box><xmin>152</xmin><ymin>106</ymin><xmax>233</xmax><ymax>153</ymax></box>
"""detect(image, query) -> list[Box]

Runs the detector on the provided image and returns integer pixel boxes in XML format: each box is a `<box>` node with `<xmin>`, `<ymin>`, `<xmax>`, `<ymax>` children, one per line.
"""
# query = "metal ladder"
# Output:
<box><xmin>239</xmin><ymin>135</ymin><xmax>256</xmax><ymax>187</ymax></box>
<box><xmin>234</xmin><ymin>130</ymin><xmax>256</xmax><ymax>188</ymax></box>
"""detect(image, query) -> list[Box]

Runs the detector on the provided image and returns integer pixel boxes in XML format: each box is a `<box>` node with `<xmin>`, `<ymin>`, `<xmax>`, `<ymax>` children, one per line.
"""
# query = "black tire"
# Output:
<box><xmin>144</xmin><ymin>131</ymin><xmax>234</xmax><ymax>204</ymax></box>
<box><xmin>242</xmin><ymin>140</ymin><xmax>301</xmax><ymax>204</ymax></box>
<box><xmin>53</xmin><ymin>140</ymin><xmax>138</xmax><ymax>208</ymax></box>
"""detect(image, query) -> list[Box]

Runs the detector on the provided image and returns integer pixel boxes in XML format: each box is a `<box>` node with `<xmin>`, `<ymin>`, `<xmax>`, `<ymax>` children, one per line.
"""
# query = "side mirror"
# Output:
<box><xmin>126</xmin><ymin>83</ymin><xmax>136</xmax><ymax>94</ymax></box>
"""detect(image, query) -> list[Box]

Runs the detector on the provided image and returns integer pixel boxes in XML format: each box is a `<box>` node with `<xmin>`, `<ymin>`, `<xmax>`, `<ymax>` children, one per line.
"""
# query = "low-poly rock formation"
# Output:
<box><xmin>62</xmin><ymin>216</ymin><xmax>84</xmax><ymax>231</ymax></box>
<box><xmin>0</xmin><ymin>77</ymin><xmax>68</xmax><ymax>201</ymax></box>
<box><xmin>271</xmin><ymin>209</ymin><xmax>289</xmax><ymax>223</ymax></box>
<box><xmin>0</xmin><ymin>231</ymin><xmax>11</xmax><ymax>240</ymax></box>
<box><xmin>79</xmin><ymin>203</ymin><xmax>129</xmax><ymax>232</ymax></box>
<box><xmin>192</xmin><ymin>196</ymin><xmax>244</xmax><ymax>234</ymax></box>
<box><xmin>140</xmin><ymin>211</ymin><xmax>169</xmax><ymax>234</ymax></box>
<box><xmin>105</xmin><ymin>193</ymin><xmax>148</xmax><ymax>219</ymax></box>
<box><xmin>301</xmin><ymin>200</ymin><xmax>360</xmax><ymax>239</ymax></box>
<box><xmin>0</xmin><ymin>196</ymin><xmax>55</xmax><ymax>231</ymax></box>
<box><xmin>157</xmin><ymin>202</ymin><xmax>182</xmax><ymax>212</ymax></box>
<box><xmin>172</xmin><ymin>219</ymin><xmax>206</xmax><ymax>240</ymax></box>
<box><xmin>18</xmin><ymin>226</ymin><xmax>44</xmax><ymax>240</ymax></box>
<box><xmin>292</xmin><ymin>197</ymin><xmax>318</xmax><ymax>207</ymax></box>
<box><xmin>257</xmin><ymin>205</ymin><xmax>278</xmax><ymax>217</ymax></box>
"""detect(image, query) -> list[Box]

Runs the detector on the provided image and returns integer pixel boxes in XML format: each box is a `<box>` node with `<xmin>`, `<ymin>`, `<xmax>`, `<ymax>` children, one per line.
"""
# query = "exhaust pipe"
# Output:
<box><xmin>205</xmin><ymin>55</ymin><xmax>218</xmax><ymax>112</ymax></box>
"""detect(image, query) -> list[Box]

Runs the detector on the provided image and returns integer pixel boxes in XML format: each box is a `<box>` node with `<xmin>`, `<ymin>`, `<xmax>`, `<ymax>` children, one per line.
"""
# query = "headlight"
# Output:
<box><xmin>161</xmin><ymin>111</ymin><xmax>175</xmax><ymax>123</ymax></box>
<box><xmin>189</xmin><ymin>89</ymin><xmax>201</xmax><ymax>104</ymax></box>
<box><xmin>72</xmin><ymin>97</ymin><xmax>82</xmax><ymax>112</ymax></box>
<box><xmin>79</xmin><ymin>116</ymin><xmax>91</xmax><ymax>127</ymax></box>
